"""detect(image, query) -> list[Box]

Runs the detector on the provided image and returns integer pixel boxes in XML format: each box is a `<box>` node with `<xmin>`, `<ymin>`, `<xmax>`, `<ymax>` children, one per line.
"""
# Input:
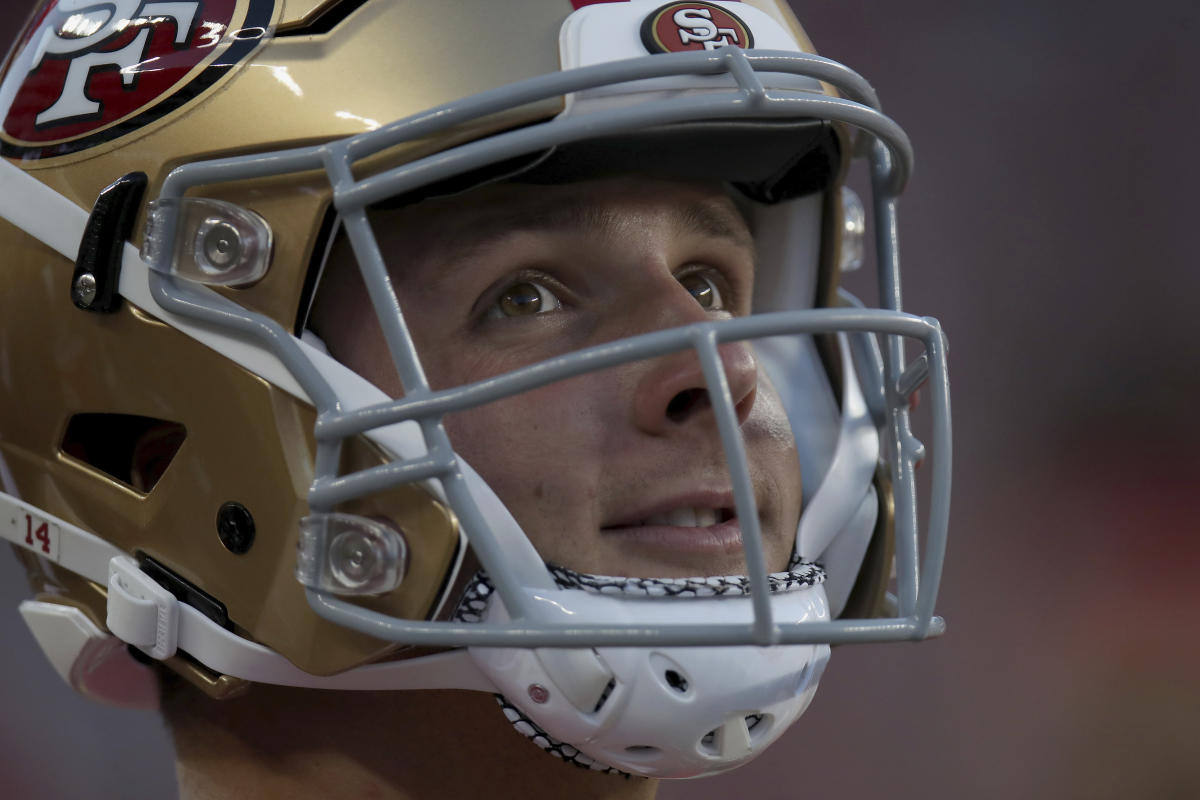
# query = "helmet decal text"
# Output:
<box><xmin>640</xmin><ymin>2</ymin><xmax>754</xmax><ymax>54</ymax></box>
<box><xmin>0</xmin><ymin>0</ymin><xmax>274</xmax><ymax>159</ymax></box>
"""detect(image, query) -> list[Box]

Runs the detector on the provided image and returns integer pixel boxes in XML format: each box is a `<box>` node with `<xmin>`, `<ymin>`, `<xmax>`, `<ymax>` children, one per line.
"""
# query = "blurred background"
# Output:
<box><xmin>2</xmin><ymin>1</ymin><xmax>1198</xmax><ymax>798</ymax></box>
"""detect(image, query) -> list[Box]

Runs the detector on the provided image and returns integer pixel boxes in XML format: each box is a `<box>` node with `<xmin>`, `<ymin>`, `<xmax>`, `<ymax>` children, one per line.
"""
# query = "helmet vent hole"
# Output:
<box><xmin>746</xmin><ymin>713</ymin><xmax>773</xmax><ymax>742</ymax></box>
<box><xmin>649</xmin><ymin>653</ymin><xmax>691</xmax><ymax>695</ymax></box>
<box><xmin>698</xmin><ymin>714</ymin><xmax>774</xmax><ymax>755</ymax></box>
<box><xmin>623</xmin><ymin>745</ymin><xmax>661</xmax><ymax>760</ymax></box>
<box><xmin>60</xmin><ymin>414</ymin><xmax>186</xmax><ymax>493</ymax></box>
<box><xmin>592</xmin><ymin>678</ymin><xmax>616</xmax><ymax>713</ymax></box>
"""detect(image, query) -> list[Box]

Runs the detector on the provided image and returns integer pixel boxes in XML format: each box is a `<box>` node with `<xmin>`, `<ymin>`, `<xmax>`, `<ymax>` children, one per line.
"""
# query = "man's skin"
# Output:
<box><xmin>313</xmin><ymin>176</ymin><xmax>802</xmax><ymax>579</ymax></box>
<box><xmin>170</xmin><ymin>686</ymin><xmax>659</xmax><ymax>800</ymax></box>
<box><xmin>168</xmin><ymin>176</ymin><xmax>805</xmax><ymax>799</ymax></box>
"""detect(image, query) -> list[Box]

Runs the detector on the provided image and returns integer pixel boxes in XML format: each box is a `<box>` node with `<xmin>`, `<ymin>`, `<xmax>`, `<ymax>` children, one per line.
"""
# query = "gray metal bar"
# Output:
<box><xmin>316</xmin><ymin>309</ymin><xmax>939</xmax><ymax>441</ymax></box>
<box><xmin>341</xmin><ymin>91</ymin><xmax>909</xmax><ymax>210</ymax></box>
<box><xmin>146</xmin><ymin>273</ymin><xmax>340</xmax><ymax>413</ymax></box>
<box><xmin>305</xmin><ymin>589</ymin><xmax>944</xmax><ymax>647</ymax></box>
<box><xmin>914</xmin><ymin>319</ymin><xmax>952</xmax><ymax>635</ymax></box>
<box><xmin>694</xmin><ymin>328</ymin><xmax>776</xmax><ymax>643</ymax></box>
<box><xmin>310</xmin><ymin>453</ymin><xmax>455</xmax><ymax>509</ymax></box>
<box><xmin>339</xmin><ymin>208</ymin><xmax>432</xmax><ymax>396</ymax></box>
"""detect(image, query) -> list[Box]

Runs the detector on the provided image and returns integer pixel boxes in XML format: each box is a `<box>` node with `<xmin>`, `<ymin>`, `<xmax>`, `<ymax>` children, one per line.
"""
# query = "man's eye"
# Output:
<box><xmin>678</xmin><ymin>272</ymin><xmax>723</xmax><ymax>310</ymax></box>
<box><xmin>488</xmin><ymin>280</ymin><xmax>563</xmax><ymax>318</ymax></box>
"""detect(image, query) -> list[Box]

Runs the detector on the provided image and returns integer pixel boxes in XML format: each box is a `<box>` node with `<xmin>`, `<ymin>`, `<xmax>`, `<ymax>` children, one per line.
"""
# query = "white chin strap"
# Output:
<box><xmin>460</xmin><ymin>565</ymin><xmax>830</xmax><ymax>779</ymax></box>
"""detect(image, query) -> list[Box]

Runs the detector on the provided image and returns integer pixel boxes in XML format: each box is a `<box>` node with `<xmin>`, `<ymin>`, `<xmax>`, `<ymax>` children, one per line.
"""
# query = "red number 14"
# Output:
<box><xmin>24</xmin><ymin>514</ymin><xmax>50</xmax><ymax>554</ymax></box>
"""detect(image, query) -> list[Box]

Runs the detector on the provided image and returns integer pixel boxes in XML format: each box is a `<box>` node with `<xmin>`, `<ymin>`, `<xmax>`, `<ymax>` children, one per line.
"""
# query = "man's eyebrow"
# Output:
<box><xmin>675</xmin><ymin>198</ymin><xmax>756</xmax><ymax>253</ymax></box>
<box><xmin>439</xmin><ymin>193</ymin><xmax>755</xmax><ymax>263</ymax></box>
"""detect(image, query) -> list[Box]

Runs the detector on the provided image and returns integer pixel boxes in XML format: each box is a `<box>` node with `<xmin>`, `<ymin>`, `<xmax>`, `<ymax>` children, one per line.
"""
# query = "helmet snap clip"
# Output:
<box><xmin>71</xmin><ymin>172</ymin><xmax>147</xmax><ymax>313</ymax></box>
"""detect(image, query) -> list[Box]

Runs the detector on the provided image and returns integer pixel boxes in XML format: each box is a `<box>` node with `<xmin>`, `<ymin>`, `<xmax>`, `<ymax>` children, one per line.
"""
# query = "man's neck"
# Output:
<box><xmin>169</xmin><ymin>686</ymin><xmax>658</xmax><ymax>800</ymax></box>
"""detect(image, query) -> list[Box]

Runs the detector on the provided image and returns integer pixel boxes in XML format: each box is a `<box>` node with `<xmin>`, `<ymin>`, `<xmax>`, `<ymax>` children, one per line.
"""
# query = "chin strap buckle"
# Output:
<box><xmin>107</xmin><ymin>555</ymin><xmax>179</xmax><ymax>660</ymax></box>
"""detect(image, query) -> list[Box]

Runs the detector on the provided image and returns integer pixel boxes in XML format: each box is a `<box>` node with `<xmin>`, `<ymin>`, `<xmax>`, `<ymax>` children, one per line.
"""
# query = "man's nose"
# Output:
<box><xmin>631</xmin><ymin>340</ymin><xmax>759</xmax><ymax>435</ymax></box>
<box><xmin>608</xmin><ymin>264</ymin><xmax>759</xmax><ymax>435</ymax></box>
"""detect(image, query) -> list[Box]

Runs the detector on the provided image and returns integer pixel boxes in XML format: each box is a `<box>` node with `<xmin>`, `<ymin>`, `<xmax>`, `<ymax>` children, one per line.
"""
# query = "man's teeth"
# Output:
<box><xmin>643</xmin><ymin>507</ymin><xmax>720</xmax><ymax>528</ymax></box>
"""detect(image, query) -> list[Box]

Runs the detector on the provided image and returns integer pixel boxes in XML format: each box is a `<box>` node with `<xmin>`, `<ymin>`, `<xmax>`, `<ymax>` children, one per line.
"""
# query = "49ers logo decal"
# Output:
<box><xmin>0</xmin><ymin>0</ymin><xmax>274</xmax><ymax>159</ymax></box>
<box><xmin>640</xmin><ymin>2</ymin><xmax>754</xmax><ymax>54</ymax></box>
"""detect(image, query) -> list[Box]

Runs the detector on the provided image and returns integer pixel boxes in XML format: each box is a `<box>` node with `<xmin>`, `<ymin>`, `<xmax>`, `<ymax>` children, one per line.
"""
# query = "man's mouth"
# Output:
<box><xmin>600</xmin><ymin>496</ymin><xmax>747</xmax><ymax>559</ymax></box>
<box><xmin>636</xmin><ymin>507</ymin><xmax>735</xmax><ymax>528</ymax></box>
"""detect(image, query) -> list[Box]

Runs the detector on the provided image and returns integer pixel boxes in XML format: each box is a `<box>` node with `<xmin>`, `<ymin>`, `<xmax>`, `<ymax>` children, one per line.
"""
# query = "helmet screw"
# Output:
<box><xmin>527</xmin><ymin>684</ymin><xmax>550</xmax><ymax>704</ymax></box>
<box><xmin>216</xmin><ymin>501</ymin><xmax>255</xmax><ymax>554</ymax></box>
<box><xmin>72</xmin><ymin>273</ymin><xmax>97</xmax><ymax>308</ymax></box>
<box><xmin>201</xmin><ymin>220</ymin><xmax>242</xmax><ymax>269</ymax></box>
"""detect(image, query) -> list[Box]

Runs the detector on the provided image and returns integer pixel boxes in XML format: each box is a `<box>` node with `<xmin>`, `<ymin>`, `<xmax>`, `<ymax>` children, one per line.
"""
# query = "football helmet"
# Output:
<box><xmin>0</xmin><ymin>0</ymin><xmax>950</xmax><ymax>779</ymax></box>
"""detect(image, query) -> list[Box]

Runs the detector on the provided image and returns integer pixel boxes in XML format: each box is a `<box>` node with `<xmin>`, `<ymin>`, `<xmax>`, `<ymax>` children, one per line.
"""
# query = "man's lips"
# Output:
<box><xmin>601</xmin><ymin>489</ymin><xmax>739</xmax><ymax>528</ymax></box>
<box><xmin>601</xmin><ymin>515</ymin><xmax>746</xmax><ymax>554</ymax></box>
<box><xmin>600</xmin><ymin>492</ymin><xmax>748</xmax><ymax>555</ymax></box>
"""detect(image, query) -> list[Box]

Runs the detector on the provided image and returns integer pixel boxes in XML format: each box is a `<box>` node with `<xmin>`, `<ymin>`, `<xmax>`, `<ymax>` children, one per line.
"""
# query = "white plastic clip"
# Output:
<box><xmin>106</xmin><ymin>555</ymin><xmax>179</xmax><ymax>660</ymax></box>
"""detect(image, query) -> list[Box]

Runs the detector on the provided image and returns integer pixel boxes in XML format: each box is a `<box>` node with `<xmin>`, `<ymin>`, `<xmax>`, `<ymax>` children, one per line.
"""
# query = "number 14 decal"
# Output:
<box><xmin>8</xmin><ymin>510</ymin><xmax>60</xmax><ymax>561</ymax></box>
<box><xmin>25</xmin><ymin>515</ymin><xmax>51</xmax><ymax>553</ymax></box>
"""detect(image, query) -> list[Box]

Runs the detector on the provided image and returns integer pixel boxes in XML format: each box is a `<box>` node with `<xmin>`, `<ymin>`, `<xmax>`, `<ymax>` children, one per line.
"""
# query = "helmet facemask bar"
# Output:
<box><xmin>142</xmin><ymin>47</ymin><xmax>948</xmax><ymax>648</ymax></box>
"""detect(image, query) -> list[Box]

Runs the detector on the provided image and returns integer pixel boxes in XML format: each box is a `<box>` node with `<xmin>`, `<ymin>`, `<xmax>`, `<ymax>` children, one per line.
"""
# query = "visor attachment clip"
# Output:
<box><xmin>296</xmin><ymin>513</ymin><xmax>408</xmax><ymax>596</ymax></box>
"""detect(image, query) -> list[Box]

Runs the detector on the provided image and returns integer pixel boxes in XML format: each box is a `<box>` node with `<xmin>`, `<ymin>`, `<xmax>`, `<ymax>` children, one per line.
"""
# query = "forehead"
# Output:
<box><xmin>368</xmin><ymin>177</ymin><xmax>754</xmax><ymax>269</ymax></box>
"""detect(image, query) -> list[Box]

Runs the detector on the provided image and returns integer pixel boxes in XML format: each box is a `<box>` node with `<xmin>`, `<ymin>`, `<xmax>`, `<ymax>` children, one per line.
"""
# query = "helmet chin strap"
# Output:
<box><xmin>0</xmin><ymin>483</ymin><xmax>497</xmax><ymax>700</ymax></box>
<box><xmin>458</xmin><ymin>562</ymin><xmax>829</xmax><ymax>779</ymax></box>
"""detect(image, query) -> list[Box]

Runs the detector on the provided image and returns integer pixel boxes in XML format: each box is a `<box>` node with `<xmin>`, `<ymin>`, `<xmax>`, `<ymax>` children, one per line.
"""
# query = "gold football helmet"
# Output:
<box><xmin>0</xmin><ymin>0</ymin><xmax>949</xmax><ymax>778</ymax></box>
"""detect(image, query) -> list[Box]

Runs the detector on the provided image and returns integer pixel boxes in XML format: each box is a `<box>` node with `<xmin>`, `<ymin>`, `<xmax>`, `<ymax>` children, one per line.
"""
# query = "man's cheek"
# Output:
<box><xmin>442</xmin><ymin>392</ymin><xmax>581</xmax><ymax>489</ymax></box>
<box><xmin>746</xmin><ymin>378</ymin><xmax>801</xmax><ymax>451</ymax></box>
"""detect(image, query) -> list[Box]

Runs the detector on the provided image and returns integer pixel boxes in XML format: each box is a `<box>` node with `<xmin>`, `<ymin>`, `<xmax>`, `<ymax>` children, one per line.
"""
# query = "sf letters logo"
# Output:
<box><xmin>672</xmin><ymin>7</ymin><xmax>741</xmax><ymax>50</ymax></box>
<box><xmin>641</xmin><ymin>3</ymin><xmax>753</xmax><ymax>55</ymax></box>
<box><xmin>29</xmin><ymin>0</ymin><xmax>200</xmax><ymax>127</ymax></box>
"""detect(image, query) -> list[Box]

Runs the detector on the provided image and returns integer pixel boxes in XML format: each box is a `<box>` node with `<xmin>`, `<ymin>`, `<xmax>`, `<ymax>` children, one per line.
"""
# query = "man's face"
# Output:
<box><xmin>314</xmin><ymin>177</ymin><xmax>802</xmax><ymax>578</ymax></box>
